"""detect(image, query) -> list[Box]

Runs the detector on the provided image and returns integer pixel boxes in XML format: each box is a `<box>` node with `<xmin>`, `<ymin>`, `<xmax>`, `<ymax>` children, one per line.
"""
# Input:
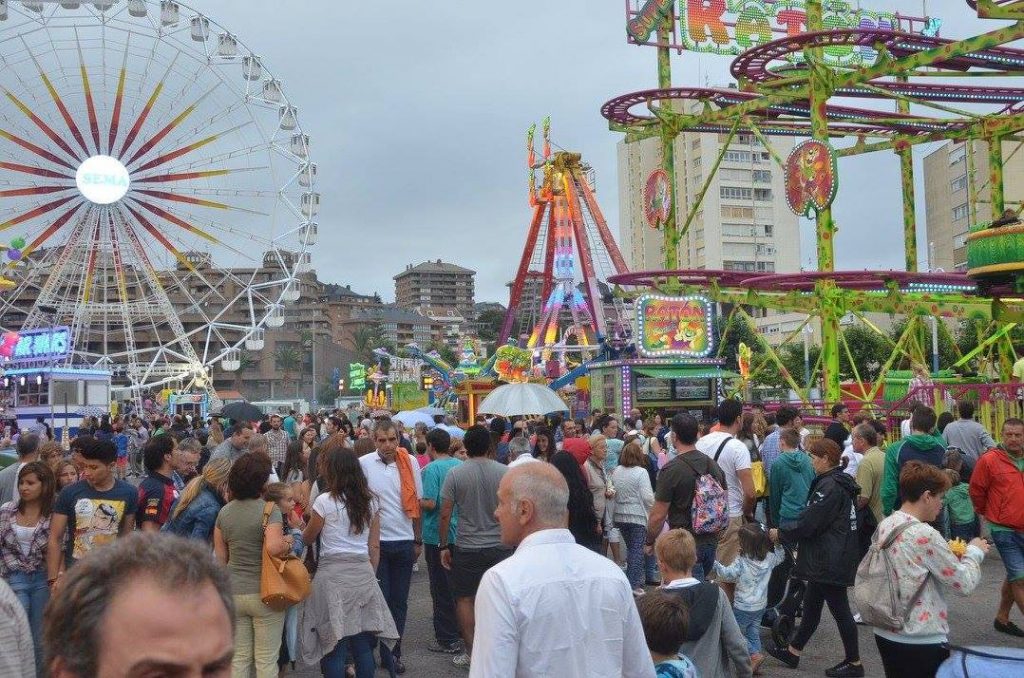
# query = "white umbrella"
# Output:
<box><xmin>417</xmin><ymin>406</ymin><xmax>447</xmax><ymax>417</ymax></box>
<box><xmin>393</xmin><ymin>410</ymin><xmax>435</xmax><ymax>428</ymax></box>
<box><xmin>478</xmin><ymin>383</ymin><xmax>568</xmax><ymax>417</ymax></box>
<box><xmin>435</xmin><ymin>424</ymin><xmax>465</xmax><ymax>439</ymax></box>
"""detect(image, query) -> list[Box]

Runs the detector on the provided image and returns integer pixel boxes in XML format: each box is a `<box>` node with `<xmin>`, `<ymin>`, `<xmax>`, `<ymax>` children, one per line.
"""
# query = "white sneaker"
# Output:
<box><xmin>853</xmin><ymin>612</ymin><xmax>863</xmax><ymax>624</ymax></box>
<box><xmin>412</xmin><ymin>561</ymin><xmax>419</xmax><ymax>572</ymax></box>
<box><xmin>452</xmin><ymin>652</ymin><xmax>471</xmax><ymax>668</ymax></box>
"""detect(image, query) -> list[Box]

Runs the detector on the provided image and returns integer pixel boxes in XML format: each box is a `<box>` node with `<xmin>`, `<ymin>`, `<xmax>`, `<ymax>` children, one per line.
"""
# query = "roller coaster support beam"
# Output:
<box><xmin>804</xmin><ymin>0</ymin><xmax>842</xmax><ymax>402</ymax></box>
<box><xmin>895</xmin><ymin>73</ymin><xmax>917</xmax><ymax>273</ymax></box>
<box><xmin>657</xmin><ymin>17</ymin><xmax>679</xmax><ymax>270</ymax></box>
<box><xmin>990</xmin><ymin>134</ymin><xmax>1006</xmax><ymax>216</ymax></box>
<box><xmin>837</xmin><ymin>110</ymin><xmax>1024</xmax><ymax>157</ymax></box>
<box><xmin>499</xmin><ymin>201</ymin><xmax>547</xmax><ymax>346</ymax></box>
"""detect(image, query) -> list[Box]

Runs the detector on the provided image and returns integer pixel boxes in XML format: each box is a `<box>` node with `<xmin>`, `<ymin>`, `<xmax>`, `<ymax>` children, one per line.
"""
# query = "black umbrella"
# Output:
<box><xmin>220</xmin><ymin>401</ymin><xmax>264</xmax><ymax>423</ymax></box>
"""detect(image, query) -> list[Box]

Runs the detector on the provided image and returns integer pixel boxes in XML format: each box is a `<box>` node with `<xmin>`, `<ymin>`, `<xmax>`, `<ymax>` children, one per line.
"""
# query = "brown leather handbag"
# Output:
<box><xmin>259</xmin><ymin>502</ymin><xmax>311</xmax><ymax>611</ymax></box>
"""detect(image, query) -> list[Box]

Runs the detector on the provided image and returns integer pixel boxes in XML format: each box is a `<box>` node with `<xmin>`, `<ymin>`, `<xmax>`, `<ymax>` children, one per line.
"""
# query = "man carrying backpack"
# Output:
<box><xmin>646</xmin><ymin>413</ymin><xmax>728</xmax><ymax>581</ymax></box>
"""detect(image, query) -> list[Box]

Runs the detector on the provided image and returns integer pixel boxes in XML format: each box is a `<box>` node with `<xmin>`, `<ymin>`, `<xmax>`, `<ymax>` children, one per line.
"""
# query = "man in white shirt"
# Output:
<box><xmin>359</xmin><ymin>420</ymin><xmax>424</xmax><ymax>675</ymax></box>
<box><xmin>470</xmin><ymin>463</ymin><xmax>655</xmax><ymax>678</ymax></box>
<box><xmin>506</xmin><ymin>436</ymin><xmax>538</xmax><ymax>468</ymax></box>
<box><xmin>696</xmin><ymin>399</ymin><xmax>754</xmax><ymax>599</ymax></box>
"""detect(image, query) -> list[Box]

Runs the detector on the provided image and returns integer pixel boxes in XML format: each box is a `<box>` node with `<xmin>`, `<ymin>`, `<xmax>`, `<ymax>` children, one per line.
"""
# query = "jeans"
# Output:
<box><xmin>423</xmin><ymin>544</ymin><xmax>460</xmax><ymax>644</ymax></box>
<box><xmin>616</xmin><ymin>522</ymin><xmax>647</xmax><ymax>589</ymax></box>
<box><xmin>791</xmin><ymin>582</ymin><xmax>859</xmax><ymax>663</ymax></box>
<box><xmin>733</xmin><ymin>607</ymin><xmax>765</xmax><ymax>655</ymax></box>
<box><xmin>7</xmin><ymin>569</ymin><xmax>47</xmax><ymax>673</ymax></box>
<box><xmin>232</xmin><ymin>593</ymin><xmax>287</xmax><ymax>678</ymax></box>
<box><xmin>376</xmin><ymin>540</ymin><xmax>415</xmax><ymax>663</ymax></box>
<box><xmin>992</xmin><ymin>529</ymin><xmax>1024</xmax><ymax>582</ymax></box>
<box><xmin>949</xmin><ymin>518</ymin><xmax>980</xmax><ymax>542</ymax></box>
<box><xmin>645</xmin><ymin>552</ymin><xmax>659</xmax><ymax>583</ymax></box>
<box><xmin>320</xmin><ymin>632</ymin><xmax>376</xmax><ymax>678</ymax></box>
<box><xmin>691</xmin><ymin>542</ymin><xmax>717</xmax><ymax>582</ymax></box>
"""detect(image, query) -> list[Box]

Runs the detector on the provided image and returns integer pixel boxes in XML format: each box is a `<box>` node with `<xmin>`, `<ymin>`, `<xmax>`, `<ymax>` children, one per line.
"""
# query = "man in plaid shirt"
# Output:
<box><xmin>263</xmin><ymin>414</ymin><xmax>289</xmax><ymax>474</ymax></box>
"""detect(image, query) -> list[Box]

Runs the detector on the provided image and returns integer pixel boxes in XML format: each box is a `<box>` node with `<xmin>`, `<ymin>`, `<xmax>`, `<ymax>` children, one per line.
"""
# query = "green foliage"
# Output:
<box><xmin>317</xmin><ymin>381</ymin><xmax>339</xmax><ymax>405</ymax></box>
<box><xmin>838</xmin><ymin>325</ymin><xmax>889</xmax><ymax>383</ymax></box>
<box><xmin>430</xmin><ymin>342</ymin><xmax>460</xmax><ymax>368</ymax></box>
<box><xmin>274</xmin><ymin>346</ymin><xmax>303</xmax><ymax>373</ymax></box>
<box><xmin>887</xmin><ymin>317</ymin><xmax>959</xmax><ymax>371</ymax></box>
<box><xmin>475</xmin><ymin>309</ymin><xmax>505</xmax><ymax>344</ymax></box>
<box><xmin>715</xmin><ymin>313</ymin><xmax>760</xmax><ymax>374</ymax></box>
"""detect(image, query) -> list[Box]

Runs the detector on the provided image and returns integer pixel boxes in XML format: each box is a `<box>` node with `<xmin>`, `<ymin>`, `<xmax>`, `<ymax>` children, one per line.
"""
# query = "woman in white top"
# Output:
<box><xmin>611</xmin><ymin>442</ymin><xmax>655</xmax><ymax>594</ymax></box>
<box><xmin>864</xmin><ymin>460</ymin><xmax>988</xmax><ymax>678</ymax></box>
<box><xmin>296</xmin><ymin>448</ymin><xmax>397</xmax><ymax>678</ymax></box>
<box><xmin>0</xmin><ymin>461</ymin><xmax>57</xmax><ymax>674</ymax></box>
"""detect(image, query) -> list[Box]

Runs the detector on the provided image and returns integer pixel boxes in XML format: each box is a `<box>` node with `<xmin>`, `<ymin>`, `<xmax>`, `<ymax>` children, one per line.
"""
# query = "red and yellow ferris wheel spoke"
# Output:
<box><xmin>133</xmin><ymin>130</ymin><xmax>226</xmax><ymax>174</ymax></box>
<box><xmin>133</xmin><ymin>189</ymin><xmax>232</xmax><ymax>211</ymax></box>
<box><xmin>107</xmin><ymin>212</ymin><xmax>129</xmax><ymax>304</ymax></box>
<box><xmin>3</xmin><ymin>89</ymin><xmax>81</xmax><ymax>162</ymax></box>
<box><xmin>0</xmin><ymin>162</ymin><xmax>71</xmax><ymax>180</ymax></box>
<box><xmin>81</xmin><ymin>210</ymin><xmax>103</xmax><ymax>304</ymax></box>
<box><xmin>0</xmin><ymin>128</ymin><xmax>76</xmax><ymax>170</ymax></box>
<box><xmin>123</xmin><ymin>204</ymin><xmax>197</xmax><ymax>274</ymax></box>
<box><xmin>22</xmin><ymin>202</ymin><xmax>85</xmax><ymax>258</ymax></box>
<box><xmin>124</xmin><ymin>87</ymin><xmax>214</xmax><ymax>167</ymax></box>
<box><xmin>133</xmin><ymin>168</ymin><xmax>234</xmax><ymax>183</ymax></box>
<box><xmin>0</xmin><ymin>195</ymin><xmax>78</xmax><ymax>232</ymax></box>
<box><xmin>131</xmin><ymin>198</ymin><xmax>223</xmax><ymax>244</ymax></box>
<box><xmin>107</xmin><ymin>43</ymin><xmax>129</xmax><ymax>154</ymax></box>
<box><xmin>0</xmin><ymin>186</ymin><xmax>72</xmax><ymax>199</ymax></box>
<box><xmin>77</xmin><ymin>34</ymin><xmax>101</xmax><ymax>153</ymax></box>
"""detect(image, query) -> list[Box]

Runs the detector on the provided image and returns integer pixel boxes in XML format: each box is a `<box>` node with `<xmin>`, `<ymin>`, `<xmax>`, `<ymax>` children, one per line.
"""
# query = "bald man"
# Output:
<box><xmin>469</xmin><ymin>464</ymin><xmax>654</xmax><ymax>678</ymax></box>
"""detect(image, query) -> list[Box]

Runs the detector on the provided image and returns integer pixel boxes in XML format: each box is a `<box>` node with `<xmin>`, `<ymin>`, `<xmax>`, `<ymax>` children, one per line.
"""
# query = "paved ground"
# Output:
<box><xmin>286</xmin><ymin>553</ymin><xmax>1024</xmax><ymax>677</ymax></box>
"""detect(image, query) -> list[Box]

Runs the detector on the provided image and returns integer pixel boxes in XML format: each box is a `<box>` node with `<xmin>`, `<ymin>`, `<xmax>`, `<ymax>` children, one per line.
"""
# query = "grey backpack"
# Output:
<box><xmin>853</xmin><ymin>520</ymin><xmax>930</xmax><ymax>632</ymax></box>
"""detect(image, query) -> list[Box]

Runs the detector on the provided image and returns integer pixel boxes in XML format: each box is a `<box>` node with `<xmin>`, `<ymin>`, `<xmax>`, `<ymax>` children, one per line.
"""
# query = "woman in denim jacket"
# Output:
<box><xmin>162</xmin><ymin>458</ymin><xmax>230</xmax><ymax>541</ymax></box>
<box><xmin>0</xmin><ymin>461</ymin><xmax>58</xmax><ymax>674</ymax></box>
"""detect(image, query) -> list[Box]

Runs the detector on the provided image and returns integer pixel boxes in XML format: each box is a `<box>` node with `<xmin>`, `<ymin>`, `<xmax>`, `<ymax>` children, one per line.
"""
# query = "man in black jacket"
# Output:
<box><xmin>823</xmin><ymin>404</ymin><xmax>850</xmax><ymax>450</ymax></box>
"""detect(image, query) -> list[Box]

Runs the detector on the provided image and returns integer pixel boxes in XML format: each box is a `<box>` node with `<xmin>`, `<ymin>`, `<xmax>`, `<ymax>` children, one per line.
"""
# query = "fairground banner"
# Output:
<box><xmin>636</xmin><ymin>295</ymin><xmax>715</xmax><ymax>358</ymax></box>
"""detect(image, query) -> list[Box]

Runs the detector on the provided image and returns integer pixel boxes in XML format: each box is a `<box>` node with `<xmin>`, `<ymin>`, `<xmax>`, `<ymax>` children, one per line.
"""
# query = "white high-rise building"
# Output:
<box><xmin>617</xmin><ymin>108</ymin><xmax>803</xmax><ymax>345</ymax></box>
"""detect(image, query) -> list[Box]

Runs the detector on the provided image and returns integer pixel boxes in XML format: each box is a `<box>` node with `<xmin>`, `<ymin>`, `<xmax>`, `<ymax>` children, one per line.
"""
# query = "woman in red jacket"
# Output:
<box><xmin>969</xmin><ymin>418</ymin><xmax>1024</xmax><ymax>638</ymax></box>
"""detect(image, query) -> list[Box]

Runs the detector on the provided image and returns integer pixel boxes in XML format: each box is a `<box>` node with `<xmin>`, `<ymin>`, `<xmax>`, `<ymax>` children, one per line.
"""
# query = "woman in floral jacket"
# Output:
<box><xmin>869</xmin><ymin>460</ymin><xmax>989</xmax><ymax>678</ymax></box>
<box><xmin>0</xmin><ymin>461</ymin><xmax>58</xmax><ymax>673</ymax></box>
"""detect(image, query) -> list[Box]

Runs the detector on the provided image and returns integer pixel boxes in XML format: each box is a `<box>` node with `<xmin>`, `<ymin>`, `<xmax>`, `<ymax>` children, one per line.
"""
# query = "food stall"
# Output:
<box><xmin>588</xmin><ymin>295</ymin><xmax>723</xmax><ymax>421</ymax></box>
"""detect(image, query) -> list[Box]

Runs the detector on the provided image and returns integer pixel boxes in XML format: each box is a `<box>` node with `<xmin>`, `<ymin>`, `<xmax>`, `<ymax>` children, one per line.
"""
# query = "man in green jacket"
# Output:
<box><xmin>768</xmin><ymin>428</ymin><xmax>814</xmax><ymax>529</ymax></box>
<box><xmin>880</xmin><ymin>406</ymin><xmax>946</xmax><ymax>516</ymax></box>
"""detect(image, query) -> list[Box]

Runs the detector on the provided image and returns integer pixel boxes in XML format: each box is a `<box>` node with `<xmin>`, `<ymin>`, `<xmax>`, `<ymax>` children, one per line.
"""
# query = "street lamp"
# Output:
<box><xmin>803</xmin><ymin>323</ymin><xmax>814</xmax><ymax>392</ymax></box>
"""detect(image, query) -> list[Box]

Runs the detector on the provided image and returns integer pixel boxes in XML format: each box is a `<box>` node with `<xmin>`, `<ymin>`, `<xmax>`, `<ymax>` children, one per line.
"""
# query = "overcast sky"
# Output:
<box><xmin>204</xmin><ymin>0</ymin><xmax>996</xmax><ymax>304</ymax></box>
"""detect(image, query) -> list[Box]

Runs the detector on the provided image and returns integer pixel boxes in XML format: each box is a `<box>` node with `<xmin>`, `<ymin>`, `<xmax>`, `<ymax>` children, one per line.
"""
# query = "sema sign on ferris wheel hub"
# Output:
<box><xmin>627</xmin><ymin>0</ymin><xmax>941</xmax><ymax>65</ymax></box>
<box><xmin>76</xmin><ymin>155</ymin><xmax>130</xmax><ymax>205</ymax></box>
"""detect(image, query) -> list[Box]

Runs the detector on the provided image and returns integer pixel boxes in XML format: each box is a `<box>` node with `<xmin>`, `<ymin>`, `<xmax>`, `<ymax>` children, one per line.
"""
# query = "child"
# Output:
<box><xmin>263</xmin><ymin>482</ymin><xmax>304</xmax><ymax>557</ymax></box>
<box><xmin>712</xmin><ymin>523</ymin><xmax>784</xmax><ymax>675</ymax></box>
<box><xmin>656</xmin><ymin>528</ymin><xmax>751</xmax><ymax>678</ymax></box>
<box><xmin>943</xmin><ymin>448</ymin><xmax>979</xmax><ymax>541</ymax></box>
<box><xmin>263</xmin><ymin>481</ymin><xmax>305</xmax><ymax>673</ymax></box>
<box><xmin>636</xmin><ymin>590</ymin><xmax>700</xmax><ymax>678</ymax></box>
<box><xmin>415</xmin><ymin>441</ymin><xmax>431</xmax><ymax>469</ymax></box>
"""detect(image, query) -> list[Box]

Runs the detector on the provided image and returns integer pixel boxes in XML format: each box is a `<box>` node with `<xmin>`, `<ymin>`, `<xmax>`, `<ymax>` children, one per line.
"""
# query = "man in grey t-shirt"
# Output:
<box><xmin>943</xmin><ymin>400</ymin><xmax>996</xmax><ymax>469</ymax></box>
<box><xmin>438</xmin><ymin>425</ymin><xmax>512</xmax><ymax>667</ymax></box>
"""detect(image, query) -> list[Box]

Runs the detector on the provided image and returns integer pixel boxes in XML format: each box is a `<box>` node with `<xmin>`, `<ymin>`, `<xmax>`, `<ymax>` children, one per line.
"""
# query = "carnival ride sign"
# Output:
<box><xmin>636</xmin><ymin>295</ymin><xmax>715</xmax><ymax>358</ymax></box>
<box><xmin>644</xmin><ymin>169</ymin><xmax>672</xmax><ymax>228</ymax></box>
<box><xmin>0</xmin><ymin>327</ymin><xmax>71</xmax><ymax>362</ymax></box>
<box><xmin>627</xmin><ymin>0</ymin><xmax>937</xmax><ymax>67</ymax></box>
<box><xmin>785</xmin><ymin>139</ymin><xmax>839</xmax><ymax>217</ymax></box>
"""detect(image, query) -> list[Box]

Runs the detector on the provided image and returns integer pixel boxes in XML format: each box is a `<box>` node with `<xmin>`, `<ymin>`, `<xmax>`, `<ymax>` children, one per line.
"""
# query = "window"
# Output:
<box><xmin>721</xmin><ymin>205</ymin><xmax>754</xmax><ymax>219</ymax></box>
<box><xmin>721</xmin><ymin>186</ymin><xmax>752</xmax><ymax>200</ymax></box>
<box><xmin>754</xmin><ymin>188</ymin><xmax>773</xmax><ymax>201</ymax></box>
<box><xmin>949</xmin><ymin>145</ymin><xmax>966</xmax><ymax>166</ymax></box>
<box><xmin>764</xmin><ymin>224</ymin><xmax>773</xmax><ymax>237</ymax></box>
<box><xmin>721</xmin><ymin>168</ymin><xmax>751</xmax><ymax>182</ymax></box>
<box><xmin>757</xmin><ymin>261</ymin><xmax>776</xmax><ymax>272</ymax></box>
<box><xmin>954</xmin><ymin>232</ymin><xmax>968</xmax><ymax>249</ymax></box>
<box><xmin>722</xmin><ymin>224</ymin><xmax>755</xmax><ymax>237</ymax></box>
<box><xmin>753</xmin><ymin>170</ymin><xmax>772</xmax><ymax>183</ymax></box>
<box><xmin>952</xmin><ymin>203</ymin><xmax>969</xmax><ymax>221</ymax></box>
<box><xmin>723</xmin><ymin>260</ymin><xmax>757</xmax><ymax>272</ymax></box>
<box><xmin>724</xmin><ymin>150</ymin><xmax>751</xmax><ymax>163</ymax></box>
<box><xmin>951</xmin><ymin>175</ymin><xmax>967</xmax><ymax>193</ymax></box>
<box><xmin>755</xmin><ymin>244</ymin><xmax>776</xmax><ymax>256</ymax></box>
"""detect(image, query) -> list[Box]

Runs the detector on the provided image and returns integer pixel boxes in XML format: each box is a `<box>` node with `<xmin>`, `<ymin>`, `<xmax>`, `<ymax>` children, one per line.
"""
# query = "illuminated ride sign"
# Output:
<box><xmin>636</xmin><ymin>295</ymin><xmax>715</xmax><ymax>358</ymax></box>
<box><xmin>627</xmin><ymin>0</ymin><xmax>941</xmax><ymax>67</ymax></box>
<box><xmin>76</xmin><ymin>155</ymin><xmax>130</xmax><ymax>205</ymax></box>
<box><xmin>0</xmin><ymin>327</ymin><xmax>71</xmax><ymax>363</ymax></box>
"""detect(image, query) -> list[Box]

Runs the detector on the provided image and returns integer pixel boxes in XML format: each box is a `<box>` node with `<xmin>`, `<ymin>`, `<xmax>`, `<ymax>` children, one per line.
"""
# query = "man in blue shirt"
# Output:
<box><xmin>760</xmin><ymin>405</ymin><xmax>801</xmax><ymax>479</ymax></box>
<box><xmin>419</xmin><ymin>428</ymin><xmax>462</xmax><ymax>654</ymax></box>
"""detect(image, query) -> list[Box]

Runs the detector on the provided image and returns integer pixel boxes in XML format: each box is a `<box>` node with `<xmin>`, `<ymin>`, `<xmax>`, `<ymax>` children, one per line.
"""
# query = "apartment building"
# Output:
<box><xmin>394</xmin><ymin>260</ymin><xmax>476</xmax><ymax>320</ymax></box>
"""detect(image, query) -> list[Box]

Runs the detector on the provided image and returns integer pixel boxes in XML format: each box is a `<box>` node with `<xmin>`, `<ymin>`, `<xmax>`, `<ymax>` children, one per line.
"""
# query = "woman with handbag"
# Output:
<box><xmin>214</xmin><ymin>452</ymin><xmax>293</xmax><ymax>678</ymax></box>
<box><xmin>296</xmin><ymin>447</ymin><xmax>398</xmax><ymax>677</ymax></box>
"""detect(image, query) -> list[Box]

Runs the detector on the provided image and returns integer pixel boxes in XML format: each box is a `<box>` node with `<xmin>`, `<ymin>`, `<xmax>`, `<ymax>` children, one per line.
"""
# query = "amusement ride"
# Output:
<box><xmin>598</xmin><ymin>0</ymin><xmax>1024</xmax><ymax>409</ymax></box>
<box><xmin>0</xmin><ymin>0</ymin><xmax>317</xmax><ymax>407</ymax></box>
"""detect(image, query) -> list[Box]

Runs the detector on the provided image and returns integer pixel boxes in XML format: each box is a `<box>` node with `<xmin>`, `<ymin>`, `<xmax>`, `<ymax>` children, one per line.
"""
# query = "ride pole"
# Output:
<box><xmin>806</xmin><ymin>0</ymin><xmax>841</xmax><ymax>403</ymax></box>
<box><xmin>657</xmin><ymin>16</ymin><xmax>678</xmax><ymax>270</ymax></box>
<box><xmin>895</xmin><ymin>75</ymin><xmax>918</xmax><ymax>272</ymax></box>
<box><xmin>989</xmin><ymin>135</ymin><xmax>1005</xmax><ymax>217</ymax></box>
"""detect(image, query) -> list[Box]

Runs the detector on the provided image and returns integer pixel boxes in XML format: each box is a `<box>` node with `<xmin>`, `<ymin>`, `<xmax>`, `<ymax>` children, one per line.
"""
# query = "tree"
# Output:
<box><xmin>476</xmin><ymin>309</ymin><xmax>506</xmax><ymax>344</ymax></box>
<box><xmin>274</xmin><ymin>346</ymin><xmax>303</xmax><ymax>399</ymax></box>
<box><xmin>715</xmin><ymin>313</ymin><xmax>761</xmax><ymax>375</ymax></box>
<box><xmin>838</xmin><ymin>325</ymin><xmax>889</xmax><ymax>383</ymax></box>
<box><xmin>352</xmin><ymin>322</ymin><xmax>392</xmax><ymax>365</ymax></box>
<box><xmin>430</xmin><ymin>342</ymin><xmax>459</xmax><ymax>368</ymax></box>
<box><xmin>887</xmin><ymin>317</ymin><xmax>959</xmax><ymax>372</ymax></box>
<box><xmin>317</xmin><ymin>381</ymin><xmax>339</xmax><ymax>406</ymax></box>
<box><xmin>231</xmin><ymin>350</ymin><xmax>260</xmax><ymax>397</ymax></box>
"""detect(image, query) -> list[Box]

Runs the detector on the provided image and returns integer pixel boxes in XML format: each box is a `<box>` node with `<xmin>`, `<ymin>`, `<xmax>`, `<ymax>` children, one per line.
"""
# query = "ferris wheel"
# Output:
<box><xmin>0</xmin><ymin>0</ymin><xmax>317</xmax><ymax>401</ymax></box>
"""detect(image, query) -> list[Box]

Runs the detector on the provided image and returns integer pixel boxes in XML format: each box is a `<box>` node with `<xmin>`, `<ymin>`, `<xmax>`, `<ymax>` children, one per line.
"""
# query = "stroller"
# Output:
<box><xmin>762</xmin><ymin>536</ymin><xmax>805</xmax><ymax>648</ymax></box>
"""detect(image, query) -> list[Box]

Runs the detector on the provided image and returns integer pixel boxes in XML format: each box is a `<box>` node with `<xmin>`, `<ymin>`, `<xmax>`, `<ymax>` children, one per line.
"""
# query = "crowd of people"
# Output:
<box><xmin>0</xmin><ymin>397</ymin><xmax>1019</xmax><ymax>677</ymax></box>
